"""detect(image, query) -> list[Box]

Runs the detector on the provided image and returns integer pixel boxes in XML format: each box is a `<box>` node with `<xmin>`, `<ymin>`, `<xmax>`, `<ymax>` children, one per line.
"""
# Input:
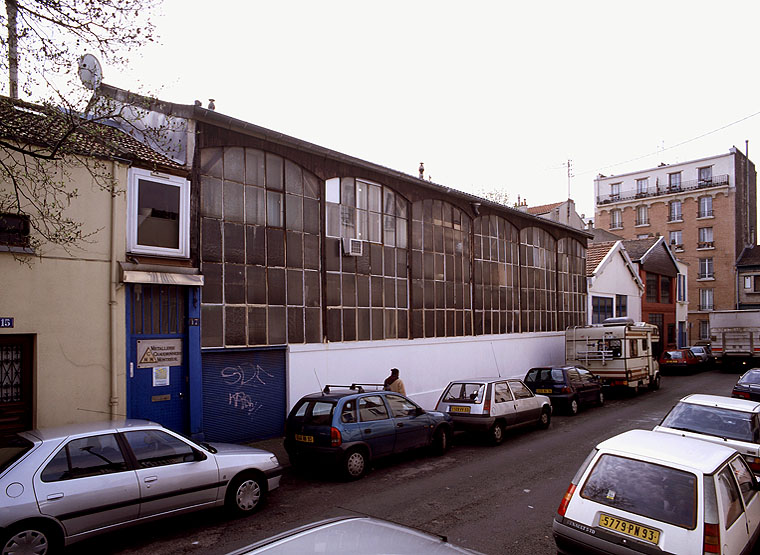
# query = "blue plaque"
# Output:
<box><xmin>0</xmin><ymin>318</ymin><xmax>13</xmax><ymax>328</ymax></box>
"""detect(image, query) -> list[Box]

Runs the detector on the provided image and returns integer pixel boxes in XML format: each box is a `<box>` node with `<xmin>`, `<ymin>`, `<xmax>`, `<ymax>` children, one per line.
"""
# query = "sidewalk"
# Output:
<box><xmin>248</xmin><ymin>436</ymin><xmax>289</xmax><ymax>466</ymax></box>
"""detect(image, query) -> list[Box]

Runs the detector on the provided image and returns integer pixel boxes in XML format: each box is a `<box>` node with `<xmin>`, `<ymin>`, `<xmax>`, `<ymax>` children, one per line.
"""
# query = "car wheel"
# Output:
<box><xmin>226</xmin><ymin>473</ymin><xmax>266</xmax><ymax>515</ymax></box>
<box><xmin>489</xmin><ymin>421</ymin><xmax>504</xmax><ymax>445</ymax></box>
<box><xmin>1</xmin><ymin>521</ymin><xmax>61</xmax><ymax>555</ymax></box>
<box><xmin>343</xmin><ymin>448</ymin><xmax>368</xmax><ymax>480</ymax></box>
<box><xmin>432</xmin><ymin>427</ymin><xmax>451</xmax><ymax>455</ymax></box>
<box><xmin>649</xmin><ymin>373</ymin><xmax>661</xmax><ymax>391</ymax></box>
<box><xmin>538</xmin><ymin>408</ymin><xmax>551</xmax><ymax>429</ymax></box>
<box><xmin>597</xmin><ymin>390</ymin><xmax>604</xmax><ymax>406</ymax></box>
<box><xmin>568</xmin><ymin>397</ymin><xmax>579</xmax><ymax>416</ymax></box>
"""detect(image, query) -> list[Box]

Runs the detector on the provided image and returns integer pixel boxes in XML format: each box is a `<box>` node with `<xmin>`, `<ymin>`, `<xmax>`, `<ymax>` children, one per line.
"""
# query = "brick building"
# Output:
<box><xmin>594</xmin><ymin>148</ymin><xmax>757</xmax><ymax>343</ymax></box>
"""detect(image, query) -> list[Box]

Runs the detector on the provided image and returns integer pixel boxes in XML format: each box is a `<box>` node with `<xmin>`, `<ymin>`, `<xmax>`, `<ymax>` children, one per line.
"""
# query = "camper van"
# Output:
<box><xmin>565</xmin><ymin>318</ymin><xmax>661</xmax><ymax>391</ymax></box>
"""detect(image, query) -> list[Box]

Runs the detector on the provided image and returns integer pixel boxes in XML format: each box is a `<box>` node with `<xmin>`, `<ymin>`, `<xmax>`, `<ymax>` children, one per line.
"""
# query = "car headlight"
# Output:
<box><xmin>270</xmin><ymin>455</ymin><xmax>279</xmax><ymax>466</ymax></box>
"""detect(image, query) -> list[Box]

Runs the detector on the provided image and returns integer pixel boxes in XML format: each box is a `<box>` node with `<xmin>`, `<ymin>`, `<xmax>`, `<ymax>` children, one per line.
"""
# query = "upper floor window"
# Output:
<box><xmin>698</xmin><ymin>166</ymin><xmax>713</xmax><ymax>185</ymax></box>
<box><xmin>699</xmin><ymin>288</ymin><xmax>714</xmax><ymax>311</ymax></box>
<box><xmin>698</xmin><ymin>257</ymin><xmax>714</xmax><ymax>279</ymax></box>
<box><xmin>636</xmin><ymin>178</ymin><xmax>649</xmax><ymax>196</ymax></box>
<box><xmin>660</xmin><ymin>276</ymin><xmax>671</xmax><ymax>304</ymax></box>
<box><xmin>127</xmin><ymin>168</ymin><xmax>190</xmax><ymax>258</ymax></box>
<box><xmin>668</xmin><ymin>172</ymin><xmax>682</xmax><ymax>192</ymax></box>
<box><xmin>669</xmin><ymin>200</ymin><xmax>682</xmax><ymax>222</ymax></box>
<box><xmin>646</xmin><ymin>274</ymin><xmax>658</xmax><ymax>303</ymax></box>
<box><xmin>669</xmin><ymin>230</ymin><xmax>683</xmax><ymax>250</ymax></box>
<box><xmin>0</xmin><ymin>213</ymin><xmax>31</xmax><ymax>249</ymax></box>
<box><xmin>636</xmin><ymin>205</ymin><xmax>648</xmax><ymax>226</ymax></box>
<box><xmin>592</xmin><ymin>296</ymin><xmax>613</xmax><ymax>324</ymax></box>
<box><xmin>698</xmin><ymin>196</ymin><xmax>713</xmax><ymax>218</ymax></box>
<box><xmin>677</xmin><ymin>274</ymin><xmax>687</xmax><ymax>302</ymax></box>
<box><xmin>610</xmin><ymin>209</ymin><xmax>622</xmax><ymax>229</ymax></box>
<box><xmin>698</xmin><ymin>227</ymin><xmax>714</xmax><ymax>249</ymax></box>
<box><xmin>615</xmin><ymin>294</ymin><xmax>627</xmax><ymax>317</ymax></box>
<box><xmin>610</xmin><ymin>183</ymin><xmax>621</xmax><ymax>199</ymax></box>
<box><xmin>699</xmin><ymin>320</ymin><xmax>710</xmax><ymax>340</ymax></box>
<box><xmin>325</xmin><ymin>177</ymin><xmax>407</xmax><ymax>247</ymax></box>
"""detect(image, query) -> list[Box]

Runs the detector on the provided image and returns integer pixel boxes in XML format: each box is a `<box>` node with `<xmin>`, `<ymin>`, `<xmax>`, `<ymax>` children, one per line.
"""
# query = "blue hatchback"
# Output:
<box><xmin>284</xmin><ymin>385</ymin><xmax>453</xmax><ymax>479</ymax></box>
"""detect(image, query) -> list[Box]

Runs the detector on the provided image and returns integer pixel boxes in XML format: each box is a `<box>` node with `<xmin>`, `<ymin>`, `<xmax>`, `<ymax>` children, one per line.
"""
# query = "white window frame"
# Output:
<box><xmin>636</xmin><ymin>178</ymin><xmax>648</xmax><ymax>195</ymax></box>
<box><xmin>699</xmin><ymin>288</ymin><xmax>714</xmax><ymax>311</ymax></box>
<box><xmin>669</xmin><ymin>200</ymin><xmax>682</xmax><ymax>221</ymax></box>
<box><xmin>127</xmin><ymin>168</ymin><xmax>190</xmax><ymax>258</ymax></box>
<box><xmin>610</xmin><ymin>183</ymin><xmax>621</xmax><ymax>199</ymax></box>
<box><xmin>610</xmin><ymin>209</ymin><xmax>622</xmax><ymax>229</ymax></box>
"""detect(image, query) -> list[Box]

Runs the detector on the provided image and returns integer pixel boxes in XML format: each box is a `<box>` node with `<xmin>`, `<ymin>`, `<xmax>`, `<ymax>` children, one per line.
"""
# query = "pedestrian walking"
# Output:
<box><xmin>383</xmin><ymin>367</ymin><xmax>406</xmax><ymax>395</ymax></box>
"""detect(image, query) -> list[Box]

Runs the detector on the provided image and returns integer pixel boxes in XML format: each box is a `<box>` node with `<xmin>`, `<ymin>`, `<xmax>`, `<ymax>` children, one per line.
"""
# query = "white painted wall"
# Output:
<box><xmin>287</xmin><ymin>332</ymin><xmax>565</xmax><ymax>410</ymax></box>
<box><xmin>588</xmin><ymin>247</ymin><xmax>642</xmax><ymax>324</ymax></box>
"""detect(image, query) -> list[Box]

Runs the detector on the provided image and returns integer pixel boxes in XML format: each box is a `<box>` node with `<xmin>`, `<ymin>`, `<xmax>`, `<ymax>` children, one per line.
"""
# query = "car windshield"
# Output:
<box><xmin>738</xmin><ymin>370</ymin><xmax>760</xmax><ymax>385</ymax></box>
<box><xmin>581</xmin><ymin>454</ymin><xmax>697</xmax><ymax>529</ymax></box>
<box><xmin>291</xmin><ymin>400</ymin><xmax>336</xmax><ymax>426</ymax></box>
<box><xmin>665</xmin><ymin>351</ymin><xmax>684</xmax><ymax>360</ymax></box>
<box><xmin>441</xmin><ymin>383</ymin><xmax>485</xmax><ymax>404</ymax></box>
<box><xmin>660</xmin><ymin>402</ymin><xmax>757</xmax><ymax>443</ymax></box>
<box><xmin>524</xmin><ymin>368</ymin><xmax>565</xmax><ymax>383</ymax></box>
<box><xmin>0</xmin><ymin>434</ymin><xmax>34</xmax><ymax>474</ymax></box>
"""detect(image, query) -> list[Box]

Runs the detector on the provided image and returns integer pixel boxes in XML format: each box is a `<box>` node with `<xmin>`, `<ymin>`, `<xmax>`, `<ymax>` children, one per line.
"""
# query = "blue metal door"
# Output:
<box><xmin>126</xmin><ymin>284</ymin><xmax>189</xmax><ymax>433</ymax></box>
<box><xmin>202</xmin><ymin>348</ymin><xmax>286</xmax><ymax>443</ymax></box>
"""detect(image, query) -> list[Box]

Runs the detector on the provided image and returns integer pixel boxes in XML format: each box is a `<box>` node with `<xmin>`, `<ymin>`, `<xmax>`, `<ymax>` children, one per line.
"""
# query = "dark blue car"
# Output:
<box><xmin>284</xmin><ymin>384</ymin><xmax>453</xmax><ymax>479</ymax></box>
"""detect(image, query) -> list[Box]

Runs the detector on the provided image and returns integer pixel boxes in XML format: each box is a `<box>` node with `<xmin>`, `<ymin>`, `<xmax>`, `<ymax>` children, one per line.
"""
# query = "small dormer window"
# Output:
<box><xmin>127</xmin><ymin>168</ymin><xmax>189</xmax><ymax>258</ymax></box>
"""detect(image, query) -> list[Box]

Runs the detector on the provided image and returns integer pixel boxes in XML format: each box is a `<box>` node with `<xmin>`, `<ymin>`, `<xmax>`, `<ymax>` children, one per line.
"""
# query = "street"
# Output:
<box><xmin>76</xmin><ymin>369</ymin><xmax>739</xmax><ymax>555</ymax></box>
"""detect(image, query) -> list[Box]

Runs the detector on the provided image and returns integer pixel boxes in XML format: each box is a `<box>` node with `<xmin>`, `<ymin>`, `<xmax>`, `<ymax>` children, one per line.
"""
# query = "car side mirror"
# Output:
<box><xmin>416</xmin><ymin>407</ymin><xmax>425</xmax><ymax>416</ymax></box>
<box><xmin>186</xmin><ymin>449</ymin><xmax>207</xmax><ymax>462</ymax></box>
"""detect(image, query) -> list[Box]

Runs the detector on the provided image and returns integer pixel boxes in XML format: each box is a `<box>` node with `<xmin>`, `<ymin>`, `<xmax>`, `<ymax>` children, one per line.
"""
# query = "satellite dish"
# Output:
<box><xmin>78</xmin><ymin>54</ymin><xmax>103</xmax><ymax>90</ymax></box>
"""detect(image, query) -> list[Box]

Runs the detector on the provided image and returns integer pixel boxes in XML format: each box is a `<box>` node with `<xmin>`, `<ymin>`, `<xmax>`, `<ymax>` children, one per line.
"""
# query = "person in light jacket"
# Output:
<box><xmin>383</xmin><ymin>368</ymin><xmax>406</xmax><ymax>395</ymax></box>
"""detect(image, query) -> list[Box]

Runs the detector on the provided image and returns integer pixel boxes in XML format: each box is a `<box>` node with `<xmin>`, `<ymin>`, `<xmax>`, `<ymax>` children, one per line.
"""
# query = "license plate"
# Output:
<box><xmin>450</xmin><ymin>406</ymin><xmax>470</xmax><ymax>414</ymax></box>
<box><xmin>295</xmin><ymin>434</ymin><xmax>314</xmax><ymax>443</ymax></box>
<box><xmin>536</xmin><ymin>388</ymin><xmax>552</xmax><ymax>394</ymax></box>
<box><xmin>598</xmin><ymin>513</ymin><xmax>660</xmax><ymax>544</ymax></box>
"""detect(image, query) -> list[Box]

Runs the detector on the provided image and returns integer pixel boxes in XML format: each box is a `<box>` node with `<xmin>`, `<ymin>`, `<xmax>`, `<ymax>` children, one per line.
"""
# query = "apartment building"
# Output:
<box><xmin>594</xmin><ymin>147</ymin><xmax>757</xmax><ymax>343</ymax></box>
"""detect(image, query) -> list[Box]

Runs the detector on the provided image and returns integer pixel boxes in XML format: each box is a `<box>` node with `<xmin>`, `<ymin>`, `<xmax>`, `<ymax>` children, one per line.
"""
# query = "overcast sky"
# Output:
<box><xmin>108</xmin><ymin>0</ymin><xmax>760</xmax><ymax>220</ymax></box>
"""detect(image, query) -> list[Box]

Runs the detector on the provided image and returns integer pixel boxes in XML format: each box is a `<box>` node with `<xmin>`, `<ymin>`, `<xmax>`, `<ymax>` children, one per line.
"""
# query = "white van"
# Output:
<box><xmin>553</xmin><ymin>430</ymin><xmax>760</xmax><ymax>554</ymax></box>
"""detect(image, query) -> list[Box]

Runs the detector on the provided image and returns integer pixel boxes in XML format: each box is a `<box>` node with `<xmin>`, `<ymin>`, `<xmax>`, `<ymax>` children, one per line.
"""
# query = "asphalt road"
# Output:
<box><xmin>75</xmin><ymin>368</ymin><xmax>739</xmax><ymax>555</ymax></box>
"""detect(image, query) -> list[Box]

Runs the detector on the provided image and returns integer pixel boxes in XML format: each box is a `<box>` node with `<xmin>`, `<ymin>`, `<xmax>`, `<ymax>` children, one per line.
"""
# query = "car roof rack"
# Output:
<box><xmin>322</xmin><ymin>383</ymin><xmax>385</xmax><ymax>394</ymax></box>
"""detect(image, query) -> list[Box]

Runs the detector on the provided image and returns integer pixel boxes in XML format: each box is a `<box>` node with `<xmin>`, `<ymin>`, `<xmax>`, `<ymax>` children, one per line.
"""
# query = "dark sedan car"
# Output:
<box><xmin>284</xmin><ymin>384</ymin><xmax>453</xmax><ymax>480</ymax></box>
<box><xmin>523</xmin><ymin>366</ymin><xmax>603</xmax><ymax>415</ymax></box>
<box><xmin>659</xmin><ymin>348</ymin><xmax>702</xmax><ymax>373</ymax></box>
<box><xmin>732</xmin><ymin>368</ymin><xmax>760</xmax><ymax>401</ymax></box>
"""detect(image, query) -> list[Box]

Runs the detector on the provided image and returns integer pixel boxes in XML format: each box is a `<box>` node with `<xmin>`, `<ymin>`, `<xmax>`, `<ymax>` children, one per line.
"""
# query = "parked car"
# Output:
<box><xmin>523</xmin><ymin>366</ymin><xmax>603</xmax><ymax>416</ymax></box>
<box><xmin>435</xmin><ymin>378</ymin><xmax>551</xmax><ymax>445</ymax></box>
<box><xmin>227</xmin><ymin>516</ymin><xmax>483</xmax><ymax>554</ymax></box>
<box><xmin>732</xmin><ymin>368</ymin><xmax>760</xmax><ymax>401</ymax></box>
<box><xmin>688</xmin><ymin>345</ymin><xmax>714</xmax><ymax>365</ymax></box>
<box><xmin>553</xmin><ymin>429</ymin><xmax>760</xmax><ymax>555</ymax></box>
<box><xmin>658</xmin><ymin>348</ymin><xmax>702</xmax><ymax>372</ymax></box>
<box><xmin>0</xmin><ymin>420</ymin><xmax>282</xmax><ymax>553</ymax></box>
<box><xmin>284</xmin><ymin>385</ymin><xmax>453</xmax><ymax>480</ymax></box>
<box><xmin>654</xmin><ymin>393</ymin><xmax>760</xmax><ymax>473</ymax></box>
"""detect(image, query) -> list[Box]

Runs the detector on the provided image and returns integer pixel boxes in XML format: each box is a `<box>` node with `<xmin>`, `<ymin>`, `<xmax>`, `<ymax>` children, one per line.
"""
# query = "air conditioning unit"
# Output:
<box><xmin>342</xmin><ymin>237</ymin><xmax>363</xmax><ymax>257</ymax></box>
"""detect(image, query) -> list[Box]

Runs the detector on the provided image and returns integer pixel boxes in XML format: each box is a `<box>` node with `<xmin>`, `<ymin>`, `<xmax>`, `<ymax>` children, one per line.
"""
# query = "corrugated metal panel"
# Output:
<box><xmin>202</xmin><ymin>349</ymin><xmax>286</xmax><ymax>443</ymax></box>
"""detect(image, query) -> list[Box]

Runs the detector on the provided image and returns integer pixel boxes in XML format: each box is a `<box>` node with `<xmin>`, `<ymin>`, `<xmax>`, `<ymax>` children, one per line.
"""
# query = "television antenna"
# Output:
<box><xmin>78</xmin><ymin>54</ymin><xmax>103</xmax><ymax>90</ymax></box>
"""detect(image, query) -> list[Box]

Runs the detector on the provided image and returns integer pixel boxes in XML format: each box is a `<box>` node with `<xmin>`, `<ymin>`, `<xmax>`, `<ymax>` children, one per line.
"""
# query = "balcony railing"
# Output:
<box><xmin>597</xmin><ymin>174</ymin><xmax>729</xmax><ymax>205</ymax></box>
<box><xmin>697</xmin><ymin>209</ymin><xmax>714</xmax><ymax>218</ymax></box>
<box><xmin>697</xmin><ymin>241</ymin><xmax>714</xmax><ymax>249</ymax></box>
<box><xmin>698</xmin><ymin>272</ymin><xmax>714</xmax><ymax>279</ymax></box>
<box><xmin>667</xmin><ymin>214</ymin><xmax>683</xmax><ymax>222</ymax></box>
<box><xmin>635</xmin><ymin>217</ymin><xmax>649</xmax><ymax>226</ymax></box>
<box><xmin>699</xmin><ymin>304</ymin><xmax>714</xmax><ymax>311</ymax></box>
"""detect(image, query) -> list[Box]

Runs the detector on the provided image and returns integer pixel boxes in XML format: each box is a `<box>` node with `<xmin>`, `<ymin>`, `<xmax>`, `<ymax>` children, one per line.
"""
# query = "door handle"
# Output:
<box><xmin>144</xmin><ymin>476</ymin><xmax>158</xmax><ymax>483</ymax></box>
<box><xmin>363</xmin><ymin>429</ymin><xmax>372</xmax><ymax>434</ymax></box>
<box><xmin>47</xmin><ymin>493</ymin><xmax>64</xmax><ymax>501</ymax></box>
<box><xmin>397</xmin><ymin>423</ymin><xmax>404</xmax><ymax>428</ymax></box>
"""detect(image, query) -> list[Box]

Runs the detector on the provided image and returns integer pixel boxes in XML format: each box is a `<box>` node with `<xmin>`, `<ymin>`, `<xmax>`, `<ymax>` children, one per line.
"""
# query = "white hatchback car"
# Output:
<box><xmin>654</xmin><ymin>394</ymin><xmax>760</xmax><ymax>474</ymax></box>
<box><xmin>553</xmin><ymin>430</ymin><xmax>760</xmax><ymax>555</ymax></box>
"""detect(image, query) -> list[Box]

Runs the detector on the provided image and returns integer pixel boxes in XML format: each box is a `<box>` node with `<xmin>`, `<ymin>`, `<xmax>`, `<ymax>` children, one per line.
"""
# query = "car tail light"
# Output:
<box><xmin>561</xmin><ymin>386</ymin><xmax>572</xmax><ymax>394</ymax></box>
<box><xmin>557</xmin><ymin>483</ymin><xmax>576</xmax><ymax>517</ymax></box>
<box><xmin>703</xmin><ymin>522</ymin><xmax>720</xmax><ymax>554</ymax></box>
<box><xmin>745</xmin><ymin>455</ymin><xmax>760</xmax><ymax>473</ymax></box>
<box><xmin>483</xmin><ymin>400</ymin><xmax>491</xmax><ymax>414</ymax></box>
<box><xmin>733</xmin><ymin>389</ymin><xmax>750</xmax><ymax>399</ymax></box>
<box><xmin>330</xmin><ymin>427</ymin><xmax>342</xmax><ymax>447</ymax></box>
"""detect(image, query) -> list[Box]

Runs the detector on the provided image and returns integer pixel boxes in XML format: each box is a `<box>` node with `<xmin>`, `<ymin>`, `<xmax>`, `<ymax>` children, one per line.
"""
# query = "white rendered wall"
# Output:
<box><xmin>587</xmin><ymin>250</ymin><xmax>642</xmax><ymax>323</ymax></box>
<box><xmin>287</xmin><ymin>332</ymin><xmax>565</xmax><ymax>410</ymax></box>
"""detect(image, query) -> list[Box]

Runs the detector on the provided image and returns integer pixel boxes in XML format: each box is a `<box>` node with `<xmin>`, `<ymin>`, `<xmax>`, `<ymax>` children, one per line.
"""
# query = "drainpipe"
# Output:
<box><xmin>109</xmin><ymin>161</ymin><xmax>121</xmax><ymax>418</ymax></box>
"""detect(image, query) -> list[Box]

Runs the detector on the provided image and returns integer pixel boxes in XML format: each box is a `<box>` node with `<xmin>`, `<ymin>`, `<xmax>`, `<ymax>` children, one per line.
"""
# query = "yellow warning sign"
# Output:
<box><xmin>136</xmin><ymin>339</ymin><xmax>183</xmax><ymax>368</ymax></box>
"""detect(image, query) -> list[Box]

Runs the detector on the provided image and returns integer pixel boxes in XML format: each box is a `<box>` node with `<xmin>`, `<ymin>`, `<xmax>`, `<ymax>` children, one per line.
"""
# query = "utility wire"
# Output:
<box><xmin>571</xmin><ymin>109</ymin><xmax>760</xmax><ymax>177</ymax></box>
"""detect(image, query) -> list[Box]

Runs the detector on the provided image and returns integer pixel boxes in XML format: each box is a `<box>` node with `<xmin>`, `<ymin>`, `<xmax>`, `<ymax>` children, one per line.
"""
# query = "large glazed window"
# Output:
<box><xmin>473</xmin><ymin>215</ymin><xmax>519</xmax><ymax>334</ymax></box>
<box><xmin>199</xmin><ymin>147</ymin><xmax>322</xmax><ymax>347</ymax></box>
<box><xmin>410</xmin><ymin>199</ymin><xmax>471</xmax><ymax>338</ymax></box>
<box><xmin>558</xmin><ymin>238</ymin><xmax>586</xmax><ymax>329</ymax></box>
<box><xmin>323</xmin><ymin>178</ymin><xmax>409</xmax><ymax>342</ymax></box>
<box><xmin>127</xmin><ymin>168</ymin><xmax>189</xmax><ymax>258</ymax></box>
<box><xmin>519</xmin><ymin>227</ymin><xmax>556</xmax><ymax>332</ymax></box>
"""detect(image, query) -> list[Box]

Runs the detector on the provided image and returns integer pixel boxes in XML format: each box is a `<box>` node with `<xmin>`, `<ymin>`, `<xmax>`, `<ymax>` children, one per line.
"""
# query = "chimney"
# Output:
<box><xmin>419</xmin><ymin>162</ymin><xmax>425</xmax><ymax>180</ymax></box>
